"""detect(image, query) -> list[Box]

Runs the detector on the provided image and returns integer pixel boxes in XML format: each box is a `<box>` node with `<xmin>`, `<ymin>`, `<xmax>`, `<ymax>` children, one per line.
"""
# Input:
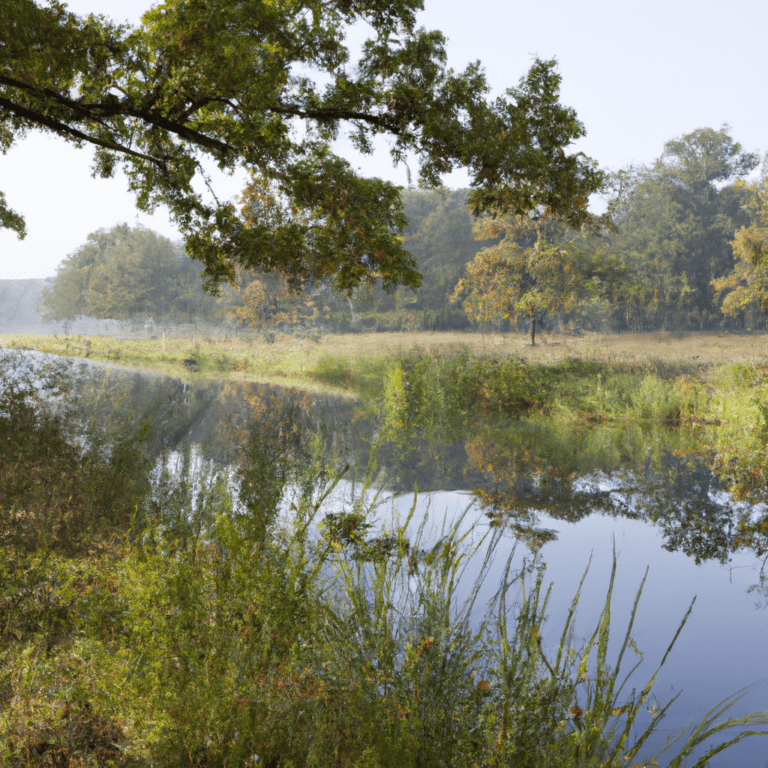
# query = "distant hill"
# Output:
<box><xmin>0</xmin><ymin>278</ymin><xmax>49</xmax><ymax>333</ymax></box>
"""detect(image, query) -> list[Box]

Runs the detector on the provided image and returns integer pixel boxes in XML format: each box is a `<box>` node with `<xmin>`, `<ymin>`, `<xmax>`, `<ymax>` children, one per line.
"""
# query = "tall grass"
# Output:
<box><xmin>2</xmin><ymin>348</ymin><xmax>768</xmax><ymax>766</ymax></box>
<box><xmin>4</xmin><ymin>460</ymin><xmax>768</xmax><ymax>766</ymax></box>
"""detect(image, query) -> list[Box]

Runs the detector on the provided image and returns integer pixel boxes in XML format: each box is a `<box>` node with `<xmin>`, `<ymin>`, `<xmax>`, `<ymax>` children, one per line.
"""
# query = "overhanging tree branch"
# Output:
<box><xmin>0</xmin><ymin>95</ymin><xmax>161</xmax><ymax>165</ymax></box>
<box><xmin>1</xmin><ymin>0</ymin><xmax>604</xmax><ymax>292</ymax></box>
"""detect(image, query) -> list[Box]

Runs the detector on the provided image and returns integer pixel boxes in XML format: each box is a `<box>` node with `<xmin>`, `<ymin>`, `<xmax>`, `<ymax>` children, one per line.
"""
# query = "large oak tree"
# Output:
<box><xmin>1</xmin><ymin>0</ymin><xmax>602</xmax><ymax>292</ymax></box>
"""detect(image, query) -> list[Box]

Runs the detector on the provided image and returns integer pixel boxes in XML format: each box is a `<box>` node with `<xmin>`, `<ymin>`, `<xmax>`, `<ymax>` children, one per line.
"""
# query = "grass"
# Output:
<box><xmin>2</xmin><ymin>329</ymin><xmax>767</xmax><ymax>391</ymax></box>
<box><xmin>3</xmin><ymin>336</ymin><xmax>768</xmax><ymax>766</ymax></box>
<box><xmin>8</xmin><ymin>329</ymin><xmax>768</xmax><ymax>505</ymax></box>
<box><xmin>2</xmin><ymin>330</ymin><xmax>763</xmax><ymax>490</ymax></box>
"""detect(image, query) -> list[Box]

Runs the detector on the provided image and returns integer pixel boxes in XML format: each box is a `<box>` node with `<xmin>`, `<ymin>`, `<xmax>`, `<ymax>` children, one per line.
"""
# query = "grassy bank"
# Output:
<box><xmin>2</xmin><ymin>329</ymin><xmax>767</xmax><ymax>390</ymax></box>
<box><xmin>7</xmin><ymin>331</ymin><xmax>768</xmax><ymax>486</ymax></box>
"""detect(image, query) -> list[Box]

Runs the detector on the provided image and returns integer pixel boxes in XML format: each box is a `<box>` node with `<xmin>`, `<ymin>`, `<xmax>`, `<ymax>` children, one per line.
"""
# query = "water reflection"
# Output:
<box><xmin>63</xmin><ymin>359</ymin><xmax>768</xmax><ymax>569</ymax></box>
<box><xmin>461</xmin><ymin>423</ymin><xmax>768</xmax><ymax>566</ymax></box>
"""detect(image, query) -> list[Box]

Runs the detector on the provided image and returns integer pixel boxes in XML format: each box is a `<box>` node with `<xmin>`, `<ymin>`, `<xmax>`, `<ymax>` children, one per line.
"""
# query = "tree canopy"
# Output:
<box><xmin>400</xmin><ymin>189</ymin><xmax>494</xmax><ymax>312</ymax></box>
<box><xmin>39</xmin><ymin>223</ymin><xmax>221</xmax><ymax>321</ymax></box>
<box><xmin>451</xmin><ymin>216</ymin><xmax>604</xmax><ymax>343</ymax></box>
<box><xmin>2</xmin><ymin>0</ymin><xmax>602</xmax><ymax>292</ymax></box>
<box><xmin>713</xmin><ymin>171</ymin><xmax>768</xmax><ymax>320</ymax></box>
<box><xmin>605</xmin><ymin>126</ymin><xmax>758</xmax><ymax>330</ymax></box>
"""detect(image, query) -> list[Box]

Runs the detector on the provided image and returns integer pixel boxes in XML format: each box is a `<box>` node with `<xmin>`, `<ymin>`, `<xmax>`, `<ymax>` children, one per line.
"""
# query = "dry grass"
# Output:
<box><xmin>298</xmin><ymin>329</ymin><xmax>768</xmax><ymax>365</ymax></box>
<box><xmin>2</xmin><ymin>330</ymin><xmax>767</xmax><ymax>395</ymax></box>
<box><xmin>485</xmin><ymin>329</ymin><xmax>768</xmax><ymax>365</ymax></box>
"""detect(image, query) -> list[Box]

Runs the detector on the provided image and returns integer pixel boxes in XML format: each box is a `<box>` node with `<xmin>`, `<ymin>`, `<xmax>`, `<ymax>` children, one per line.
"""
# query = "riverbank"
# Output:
<box><xmin>2</xmin><ymin>329</ymin><xmax>767</xmax><ymax>393</ymax></box>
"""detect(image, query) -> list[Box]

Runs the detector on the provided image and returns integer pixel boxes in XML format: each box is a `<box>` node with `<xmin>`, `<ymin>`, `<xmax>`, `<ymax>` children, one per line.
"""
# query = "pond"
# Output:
<box><xmin>317</xmin><ymin>479</ymin><xmax>767</xmax><ymax>768</ymax></box>
<box><xmin>4</xmin><ymin>348</ymin><xmax>768</xmax><ymax>766</ymax></box>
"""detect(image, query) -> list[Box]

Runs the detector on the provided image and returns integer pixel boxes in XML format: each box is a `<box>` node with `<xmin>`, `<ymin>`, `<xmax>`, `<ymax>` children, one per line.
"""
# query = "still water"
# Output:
<box><xmin>334</xmin><ymin>485</ymin><xmax>768</xmax><ymax>767</ymax></box>
<box><xmin>4</xmin><ymin>349</ymin><xmax>768</xmax><ymax>765</ymax></box>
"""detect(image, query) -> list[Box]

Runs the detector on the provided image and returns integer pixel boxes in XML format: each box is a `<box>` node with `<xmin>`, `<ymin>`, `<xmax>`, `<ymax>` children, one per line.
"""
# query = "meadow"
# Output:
<box><xmin>2</xmin><ymin>329</ymin><xmax>766</xmax><ymax>394</ymax></box>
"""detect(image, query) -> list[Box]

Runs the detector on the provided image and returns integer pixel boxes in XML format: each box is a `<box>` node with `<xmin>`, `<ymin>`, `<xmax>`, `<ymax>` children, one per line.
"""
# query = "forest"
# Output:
<box><xmin>37</xmin><ymin>126</ymin><xmax>768</xmax><ymax>340</ymax></box>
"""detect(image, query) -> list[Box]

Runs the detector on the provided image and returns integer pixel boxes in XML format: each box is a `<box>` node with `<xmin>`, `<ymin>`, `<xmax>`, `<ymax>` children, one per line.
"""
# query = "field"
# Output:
<box><xmin>2</xmin><ymin>329</ymin><xmax>767</xmax><ymax>394</ymax></box>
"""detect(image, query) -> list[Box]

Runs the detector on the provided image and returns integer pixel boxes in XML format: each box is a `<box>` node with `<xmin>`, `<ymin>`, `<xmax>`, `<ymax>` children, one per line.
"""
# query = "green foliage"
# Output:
<box><xmin>372</xmin><ymin>354</ymin><xmax>706</xmax><ymax>436</ymax></box>
<box><xmin>0</xmin><ymin>353</ymin><xmax>151</xmax><ymax>554</ymax></box>
<box><xmin>7</xmin><ymin>487</ymin><xmax>766</xmax><ymax>766</ymax></box>
<box><xmin>583</xmin><ymin>372</ymin><xmax>686</xmax><ymax>423</ymax></box>
<box><xmin>38</xmin><ymin>223</ymin><xmax>222</xmax><ymax>322</ymax></box>
<box><xmin>307</xmin><ymin>352</ymin><xmax>395</xmax><ymax>404</ymax></box>
<box><xmin>399</xmin><ymin>189</ymin><xmax>497</xmax><ymax>317</ymax></box>
<box><xmin>703</xmin><ymin>363</ymin><xmax>768</xmax><ymax>506</ymax></box>
<box><xmin>606</xmin><ymin>126</ymin><xmax>759</xmax><ymax>331</ymax></box>
<box><xmin>452</xmin><ymin>216</ymin><xmax>608</xmax><ymax>343</ymax></box>
<box><xmin>1</xmin><ymin>2</ymin><xmax>602</xmax><ymax>292</ymax></box>
<box><xmin>0</xmin><ymin>189</ymin><xmax>26</xmax><ymax>240</ymax></box>
<box><xmin>714</xmin><ymin>167</ymin><xmax>768</xmax><ymax>321</ymax></box>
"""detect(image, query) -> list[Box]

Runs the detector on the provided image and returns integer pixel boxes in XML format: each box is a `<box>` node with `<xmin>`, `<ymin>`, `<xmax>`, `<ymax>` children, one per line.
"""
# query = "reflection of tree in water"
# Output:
<box><xmin>635</xmin><ymin>452</ymin><xmax>737</xmax><ymax>564</ymax></box>
<box><xmin>69</xmin><ymin>366</ymin><xmax>768</xmax><ymax>569</ymax></box>
<box><xmin>461</xmin><ymin>421</ymin><xmax>755</xmax><ymax>563</ymax></box>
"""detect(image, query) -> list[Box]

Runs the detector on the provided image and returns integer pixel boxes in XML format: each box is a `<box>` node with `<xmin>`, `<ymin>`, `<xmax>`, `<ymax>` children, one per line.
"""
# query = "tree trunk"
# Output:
<box><xmin>529</xmin><ymin>316</ymin><xmax>536</xmax><ymax>345</ymax></box>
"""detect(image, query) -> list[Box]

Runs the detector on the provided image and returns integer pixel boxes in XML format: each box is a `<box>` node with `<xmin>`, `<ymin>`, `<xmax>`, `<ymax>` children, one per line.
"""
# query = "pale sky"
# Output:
<box><xmin>2</xmin><ymin>0</ymin><xmax>767</xmax><ymax>279</ymax></box>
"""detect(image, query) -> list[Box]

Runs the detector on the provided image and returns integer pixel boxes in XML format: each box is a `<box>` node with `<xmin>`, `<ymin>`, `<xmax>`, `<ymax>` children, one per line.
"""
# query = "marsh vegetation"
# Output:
<box><xmin>3</xmin><ymin>335</ymin><xmax>768</xmax><ymax>766</ymax></box>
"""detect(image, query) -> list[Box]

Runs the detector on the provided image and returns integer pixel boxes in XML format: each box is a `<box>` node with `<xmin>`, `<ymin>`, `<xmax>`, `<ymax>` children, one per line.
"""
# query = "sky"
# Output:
<box><xmin>2</xmin><ymin>0</ymin><xmax>767</xmax><ymax>279</ymax></box>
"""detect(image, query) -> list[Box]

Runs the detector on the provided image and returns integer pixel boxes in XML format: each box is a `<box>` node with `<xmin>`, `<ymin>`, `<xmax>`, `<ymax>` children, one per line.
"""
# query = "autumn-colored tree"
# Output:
<box><xmin>226</xmin><ymin>270</ymin><xmax>324</xmax><ymax>338</ymax></box>
<box><xmin>2</xmin><ymin>1</ymin><xmax>602</xmax><ymax>293</ymax></box>
<box><xmin>713</xmin><ymin>173</ymin><xmax>768</xmax><ymax>325</ymax></box>
<box><xmin>451</xmin><ymin>217</ymin><xmax>603</xmax><ymax>344</ymax></box>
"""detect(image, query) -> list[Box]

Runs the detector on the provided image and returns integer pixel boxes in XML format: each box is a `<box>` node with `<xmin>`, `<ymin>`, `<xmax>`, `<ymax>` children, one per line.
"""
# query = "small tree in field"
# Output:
<box><xmin>451</xmin><ymin>217</ymin><xmax>602</xmax><ymax>344</ymax></box>
<box><xmin>226</xmin><ymin>270</ymin><xmax>326</xmax><ymax>339</ymax></box>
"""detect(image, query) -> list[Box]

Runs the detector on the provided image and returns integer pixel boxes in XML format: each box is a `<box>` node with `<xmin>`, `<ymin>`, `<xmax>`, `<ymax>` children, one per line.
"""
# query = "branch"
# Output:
<box><xmin>0</xmin><ymin>75</ymin><xmax>238</xmax><ymax>155</ymax></box>
<box><xmin>0</xmin><ymin>96</ymin><xmax>162</xmax><ymax>165</ymax></box>
<box><xmin>271</xmin><ymin>103</ymin><xmax>394</xmax><ymax>130</ymax></box>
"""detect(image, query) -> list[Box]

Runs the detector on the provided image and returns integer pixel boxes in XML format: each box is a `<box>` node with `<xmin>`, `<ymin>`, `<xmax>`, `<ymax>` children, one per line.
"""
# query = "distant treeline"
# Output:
<box><xmin>38</xmin><ymin>126</ymin><xmax>768</xmax><ymax>335</ymax></box>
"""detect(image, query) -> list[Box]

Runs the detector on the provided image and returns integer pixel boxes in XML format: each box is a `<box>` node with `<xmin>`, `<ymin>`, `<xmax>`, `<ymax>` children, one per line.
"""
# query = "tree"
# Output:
<box><xmin>606</xmin><ymin>127</ymin><xmax>758</xmax><ymax>330</ymax></box>
<box><xmin>451</xmin><ymin>217</ymin><xmax>604</xmax><ymax>344</ymax></box>
<box><xmin>713</xmin><ymin>173</ymin><xmax>768</xmax><ymax>325</ymax></box>
<box><xmin>347</xmin><ymin>189</ymin><xmax>498</xmax><ymax>329</ymax></box>
<box><xmin>2</xmin><ymin>0</ymin><xmax>603</xmax><ymax>293</ymax></box>
<box><xmin>39</xmin><ymin>223</ymin><xmax>221</xmax><ymax>321</ymax></box>
<box><xmin>225</xmin><ymin>269</ymin><xmax>324</xmax><ymax>338</ymax></box>
<box><xmin>401</xmin><ymin>189</ymin><xmax>496</xmax><ymax>313</ymax></box>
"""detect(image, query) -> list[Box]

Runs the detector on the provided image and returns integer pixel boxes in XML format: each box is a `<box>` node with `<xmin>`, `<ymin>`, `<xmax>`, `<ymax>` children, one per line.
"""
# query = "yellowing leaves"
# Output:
<box><xmin>451</xmin><ymin>214</ymin><xmax>606</xmax><ymax>344</ymax></box>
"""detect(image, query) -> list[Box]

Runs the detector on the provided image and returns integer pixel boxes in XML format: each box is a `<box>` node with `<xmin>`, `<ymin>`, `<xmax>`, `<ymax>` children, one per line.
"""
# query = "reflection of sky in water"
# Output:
<box><xmin>538</xmin><ymin>514</ymin><xmax>767</xmax><ymax>767</ymax></box>
<box><xmin>328</xmin><ymin>486</ymin><xmax>768</xmax><ymax>768</ymax></box>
